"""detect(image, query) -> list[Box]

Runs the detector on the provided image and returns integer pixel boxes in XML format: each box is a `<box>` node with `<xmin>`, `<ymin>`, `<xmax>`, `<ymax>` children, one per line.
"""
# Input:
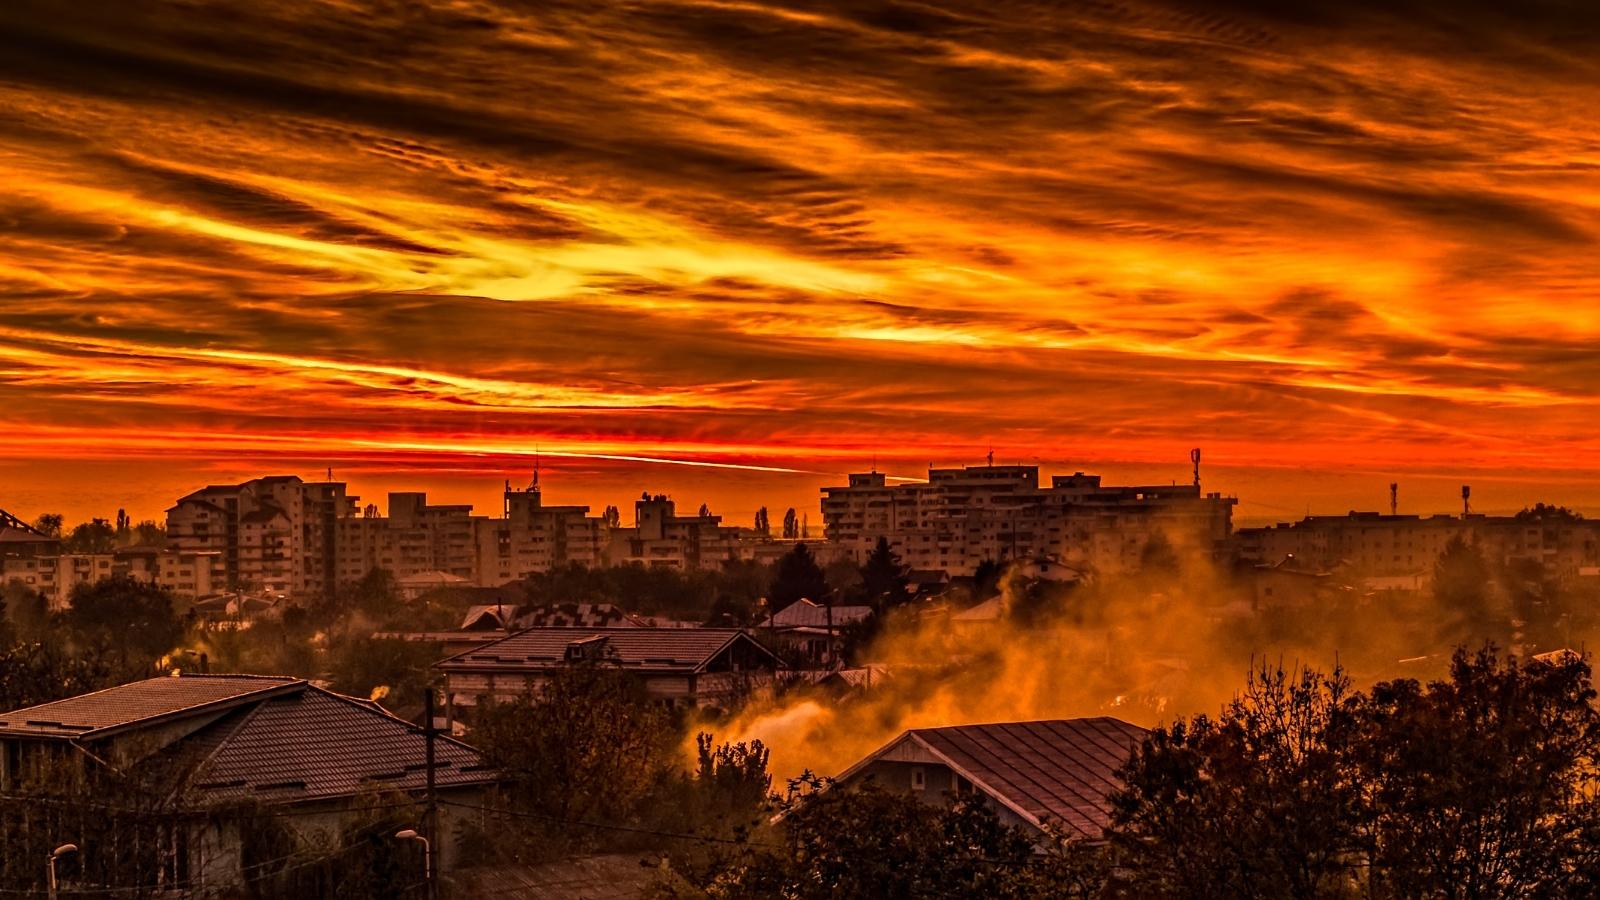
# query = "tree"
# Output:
<box><xmin>122</xmin><ymin>520</ymin><xmax>167</xmax><ymax>549</ymax></box>
<box><xmin>770</xmin><ymin>543</ymin><xmax>829</xmax><ymax>609</ymax></box>
<box><xmin>782</xmin><ymin>508</ymin><xmax>798</xmax><ymax>540</ymax></box>
<box><xmin>2</xmin><ymin>582</ymin><xmax>48</xmax><ymax>640</ymax></box>
<box><xmin>603</xmin><ymin>505</ymin><xmax>622</xmax><ymax>529</ymax></box>
<box><xmin>972</xmin><ymin>558</ymin><xmax>1005</xmax><ymax>601</ymax></box>
<box><xmin>754</xmin><ymin>507</ymin><xmax>770</xmax><ymax>537</ymax></box>
<box><xmin>326</xmin><ymin>637</ymin><xmax>440</xmax><ymax>707</ymax></box>
<box><xmin>699</xmin><ymin>503</ymin><xmax>711</xmax><ymax>518</ymax></box>
<box><xmin>1434</xmin><ymin>536</ymin><xmax>1498</xmax><ymax>642</ymax></box>
<box><xmin>31</xmin><ymin>513</ymin><xmax>62</xmax><ymax>537</ymax></box>
<box><xmin>1351</xmin><ymin>646</ymin><xmax>1600</xmax><ymax>899</ymax></box>
<box><xmin>1109</xmin><ymin>648</ymin><xmax>1600</xmax><ymax>900</ymax></box>
<box><xmin>472</xmin><ymin>664</ymin><xmax>678</xmax><ymax>838</ymax></box>
<box><xmin>859</xmin><ymin>536</ymin><xmax>910</xmax><ymax>611</ymax></box>
<box><xmin>1108</xmin><ymin>662</ymin><xmax>1361</xmax><ymax>899</ymax></box>
<box><xmin>709</xmin><ymin>781</ymin><xmax>1038</xmax><ymax>899</ymax></box>
<box><xmin>62</xmin><ymin>576</ymin><xmax>183</xmax><ymax>670</ymax></box>
<box><xmin>63</xmin><ymin>518</ymin><xmax>116</xmax><ymax>553</ymax></box>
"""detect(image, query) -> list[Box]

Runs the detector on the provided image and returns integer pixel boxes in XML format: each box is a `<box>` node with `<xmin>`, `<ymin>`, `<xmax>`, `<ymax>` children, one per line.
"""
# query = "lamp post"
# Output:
<box><xmin>47</xmin><ymin>844</ymin><xmax>77</xmax><ymax>900</ymax></box>
<box><xmin>394</xmin><ymin>829</ymin><xmax>432</xmax><ymax>898</ymax></box>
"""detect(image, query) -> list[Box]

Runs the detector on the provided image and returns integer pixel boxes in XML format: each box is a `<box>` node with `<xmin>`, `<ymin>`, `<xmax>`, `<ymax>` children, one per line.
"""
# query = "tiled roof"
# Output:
<box><xmin>853</xmin><ymin>717</ymin><xmax>1147</xmax><ymax>839</ymax></box>
<box><xmin>436</xmin><ymin>627</ymin><xmax>773</xmax><ymax>673</ymax></box>
<box><xmin>167</xmin><ymin>686</ymin><xmax>495</xmax><ymax>805</ymax></box>
<box><xmin>762</xmin><ymin>599</ymin><xmax>873</xmax><ymax>629</ymax></box>
<box><xmin>0</xmin><ymin>675</ymin><xmax>300</xmax><ymax>739</ymax></box>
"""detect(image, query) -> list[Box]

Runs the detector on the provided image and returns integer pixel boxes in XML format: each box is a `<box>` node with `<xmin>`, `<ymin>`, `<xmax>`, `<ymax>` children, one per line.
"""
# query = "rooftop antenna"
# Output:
<box><xmin>1462</xmin><ymin>484</ymin><xmax>1471</xmax><ymax>517</ymax></box>
<box><xmin>1190</xmin><ymin>448</ymin><xmax>1202</xmax><ymax>488</ymax></box>
<box><xmin>987</xmin><ymin>447</ymin><xmax>994</xmax><ymax>468</ymax></box>
<box><xmin>1390</xmin><ymin>482</ymin><xmax>1398</xmax><ymax>516</ymax></box>
<box><xmin>326</xmin><ymin>466</ymin><xmax>333</xmax><ymax>483</ymax></box>
<box><xmin>529</xmin><ymin>448</ymin><xmax>541</xmax><ymax>492</ymax></box>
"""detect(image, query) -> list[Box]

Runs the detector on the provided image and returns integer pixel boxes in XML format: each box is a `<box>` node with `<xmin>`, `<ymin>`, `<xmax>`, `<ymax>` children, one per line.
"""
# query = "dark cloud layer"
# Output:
<box><xmin>0</xmin><ymin>0</ymin><xmax>1597</xmax><ymax>516</ymax></box>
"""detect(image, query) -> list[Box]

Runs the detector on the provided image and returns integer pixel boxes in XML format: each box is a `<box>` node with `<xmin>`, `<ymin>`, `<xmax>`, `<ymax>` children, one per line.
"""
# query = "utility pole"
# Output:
<box><xmin>1390</xmin><ymin>482</ymin><xmax>1398</xmax><ymax>516</ymax></box>
<box><xmin>825</xmin><ymin>592</ymin><xmax>835</xmax><ymax>669</ymax></box>
<box><xmin>423</xmin><ymin>687</ymin><xmax>438</xmax><ymax>900</ymax></box>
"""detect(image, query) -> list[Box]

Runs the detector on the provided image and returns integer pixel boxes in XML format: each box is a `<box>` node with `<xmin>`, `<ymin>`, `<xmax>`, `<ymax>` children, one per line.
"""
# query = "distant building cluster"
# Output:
<box><xmin>822</xmin><ymin>465</ymin><xmax>1237</xmax><ymax>576</ymax></box>
<box><xmin>162</xmin><ymin>476</ymin><xmax>789</xmax><ymax>599</ymax></box>
<box><xmin>1236</xmin><ymin>505</ymin><xmax>1600</xmax><ymax>582</ymax></box>
<box><xmin>9</xmin><ymin>465</ymin><xmax>1600</xmax><ymax>610</ymax></box>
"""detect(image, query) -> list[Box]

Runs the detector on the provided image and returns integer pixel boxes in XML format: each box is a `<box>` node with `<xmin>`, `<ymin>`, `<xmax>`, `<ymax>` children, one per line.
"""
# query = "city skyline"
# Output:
<box><xmin>12</xmin><ymin>451</ymin><xmax>1600</xmax><ymax>528</ymax></box>
<box><xmin>3</xmin><ymin>1</ymin><xmax>1600</xmax><ymax>516</ymax></box>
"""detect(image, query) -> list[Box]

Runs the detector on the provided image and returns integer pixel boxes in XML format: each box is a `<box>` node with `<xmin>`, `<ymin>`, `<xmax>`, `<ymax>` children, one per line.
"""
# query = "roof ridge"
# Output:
<box><xmin>303</xmin><ymin>684</ymin><xmax>488</xmax><ymax>757</ymax></box>
<box><xmin>2</xmin><ymin>673</ymin><xmax>291</xmax><ymax>716</ymax></box>
<box><xmin>169</xmin><ymin>695</ymin><xmax>272</xmax><ymax>803</ymax></box>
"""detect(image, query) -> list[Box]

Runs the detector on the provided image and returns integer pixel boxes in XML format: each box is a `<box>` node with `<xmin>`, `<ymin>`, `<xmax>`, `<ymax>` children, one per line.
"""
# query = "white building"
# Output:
<box><xmin>821</xmin><ymin>465</ymin><xmax>1237</xmax><ymax>577</ymax></box>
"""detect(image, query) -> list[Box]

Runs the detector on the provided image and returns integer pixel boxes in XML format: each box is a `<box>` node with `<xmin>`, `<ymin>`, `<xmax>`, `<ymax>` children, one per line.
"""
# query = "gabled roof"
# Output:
<box><xmin>435</xmin><ymin>627</ymin><xmax>778</xmax><ymax>674</ymax></box>
<box><xmin>761</xmin><ymin>599</ymin><xmax>873</xmax><ymax>629</ymax></box>
<box><xmin>837</xmin><ymin>717</ymin><xmax>1147</xmax><ymax>839</ymax></box>
<box><xmin>163</xmin><ymin>685</ymin><xmax>495</xmax><ymax>805</ymax></box>
<box><xmin>0</xmin><ymin>675</ymin><xmax>301</xmax><ymax>739</ymax></box>
<box><xmin>0</xmin><ymin>507</ymin><xmax>56</xmax><ymax>545</ymax></box>
<box><xmin>515</xmin><ymin>602</ymin><xmax>637</xmax><ymax>629</ymax></box>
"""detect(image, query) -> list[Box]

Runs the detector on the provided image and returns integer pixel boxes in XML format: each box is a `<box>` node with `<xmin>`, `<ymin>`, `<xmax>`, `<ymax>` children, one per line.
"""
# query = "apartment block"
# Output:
<box><xmin>167</xmin><ymin>476</ymin><xmax>358</xmax><ymax>596</ymax></box>
<box><xmin>1237</xmin><ymin>506</ymin><xmax>1600</xmax><ymax>582</ymax></box>
<box><xmin>821</xmin><ymin>465</ymin><xmax>1237</xmax><ymax>577</ymax></box>
<box><xmin>607</xmin><ymin>494</ymin><xmax>743</xmax><ymax>570</ymax></box>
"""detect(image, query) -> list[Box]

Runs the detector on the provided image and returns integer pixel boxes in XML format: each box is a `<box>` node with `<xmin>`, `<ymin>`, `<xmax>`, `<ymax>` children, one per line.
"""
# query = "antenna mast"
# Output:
<box><xmin>1461</xmin><ymin>484</ymin><xmax>1471</xmax><ymax>517</ymax></box>
<box><xmin>1390</xmin><ymin>482</ymin><xmax>1398</xmax><ymax>516</ymax></box>
<box><xmin>1190</xmin><ymin>448</ymin><xmax>1202</xmax><ymax>489</ymax></box>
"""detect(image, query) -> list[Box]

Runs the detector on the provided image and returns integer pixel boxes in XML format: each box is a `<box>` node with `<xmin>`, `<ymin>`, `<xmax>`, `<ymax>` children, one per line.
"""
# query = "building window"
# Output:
<box><xmin>911</xmin><ymin>767</ymin><xmax>926</xmax><ymax>791</ymax></box>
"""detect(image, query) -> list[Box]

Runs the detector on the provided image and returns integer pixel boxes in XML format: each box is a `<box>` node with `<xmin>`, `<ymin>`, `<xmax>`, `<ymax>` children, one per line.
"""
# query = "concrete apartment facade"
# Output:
<box><xmin>167</xmin><ymin>475</ymin><xmax>357</xmax><ymax>597</ymax></box>
<box><xmin>1237</xmin><ymin>506</ymin><xmax>1600</xmax><ymax>583</ymax></box>
<box><xmin>821</xmin><ymin>465</ymin><xmax>1238</xmax><ymax>577</ymax></box>
<box><xmin>606</xmin><ymin>494</ymin><xmax>744</xmax><ymax>570</ymax></box>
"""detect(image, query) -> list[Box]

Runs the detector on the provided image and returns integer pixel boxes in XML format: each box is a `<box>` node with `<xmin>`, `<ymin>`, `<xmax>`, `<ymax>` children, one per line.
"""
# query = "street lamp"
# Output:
<box><xmin>47</xmin><ymin>844</ymin><xmax>77</xmax><ymax>900</ymax></box>
<box><xmin>394</xmin><ymin>829</ymin><xmax>432</xmax><ymax>897</ymax></box>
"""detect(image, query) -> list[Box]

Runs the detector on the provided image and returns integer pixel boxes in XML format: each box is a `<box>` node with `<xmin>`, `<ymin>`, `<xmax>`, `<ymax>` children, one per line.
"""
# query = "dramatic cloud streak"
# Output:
<box><xmin>1</xmin><ymin>0</ymin><xmax>1598</xmax><ymax>519</ymax></box>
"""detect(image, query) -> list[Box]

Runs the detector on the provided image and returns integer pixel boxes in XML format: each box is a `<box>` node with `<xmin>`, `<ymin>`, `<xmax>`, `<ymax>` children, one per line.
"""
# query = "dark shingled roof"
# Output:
<box><xmin>435</xmin><ymin>627</ymin><xmax>775</xmax><ymax>674</ymax></box>
<box><xmin>166</xmin><ymin>686</ymin><xmax>494</xmax><ymax>804</ymax></box>
<box><xmin>846</xmin><ymin>717</ymin><xmax>1147</xmax><ymax>839</ymax></box>
<box><xmin>761</xmin><ymin>599</ymin><xmax>873</xmax><ymax>630</ymax></box>
<box><xmin>0</xmin><ymin>675</ymin><xmax>300</xmax><ymax>739</ymax></box>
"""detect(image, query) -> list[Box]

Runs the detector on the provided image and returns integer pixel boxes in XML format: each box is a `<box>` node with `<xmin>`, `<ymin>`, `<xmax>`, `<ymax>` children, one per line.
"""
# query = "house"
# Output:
<box><xmin>951</xmin><ymin>595</ymin><xmax>1006</xmax><ymax>629</ymax></box>
<box><xmin>396</xmin><ymin>569</ymin><xmax>473</xmax><ymax>600</ymax></box>
<box><xmin>436</xmin><ymin>627</ymin><xmax>781</xmax><ymax>718</ymax></box>
<box><xmin>0</xmin><ymin>507</ymin><xmax>60</xmax><ymax>558</ymax></box>
<box><xmin>831</xmin><ymin>717</ymin><xmax>1147</xmax><ymax>842</ymax></box>
<box><xmin>757</xmin><ymin>599</ymin><xmax>872</xmax><ymax>666</ymax></box>
<box><xmin>0</xmin><ymin>674</ymin><xmax>497</xmax><ymax>890</ymax></box>
<box><xmin>1247</xmin><ymin>555</ymin><xmax>1334</xmax><ymax>610</ymax></box>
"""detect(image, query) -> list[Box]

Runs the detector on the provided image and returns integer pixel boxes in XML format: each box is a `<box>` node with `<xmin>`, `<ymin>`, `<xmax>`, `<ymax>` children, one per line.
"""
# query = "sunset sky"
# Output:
<box><xmin>2</xmin><ymin>0</ymin><xmax>1599</xmax><ymax>526</ymax></box>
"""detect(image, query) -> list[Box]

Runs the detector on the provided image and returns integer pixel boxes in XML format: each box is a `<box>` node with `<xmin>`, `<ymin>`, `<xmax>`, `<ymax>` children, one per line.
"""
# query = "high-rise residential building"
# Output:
<box><xmin>821</xmin><ymin>465</ymin><xmax>1237</xmax><ymax>577</ymax></box>
<box><xmin>482</xmin><ymin>479</ymin><xmax>608</xmax><ymax>582</ymax></box>
<box><xmin>607</xmin><ymin>494</ymin><xmax>743</xmax><ymax>570</ymax></box>
<box><xmin>167</xmin><ymin>475</ymin><xmax>357</xmax><ymax>596</ymax></box>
